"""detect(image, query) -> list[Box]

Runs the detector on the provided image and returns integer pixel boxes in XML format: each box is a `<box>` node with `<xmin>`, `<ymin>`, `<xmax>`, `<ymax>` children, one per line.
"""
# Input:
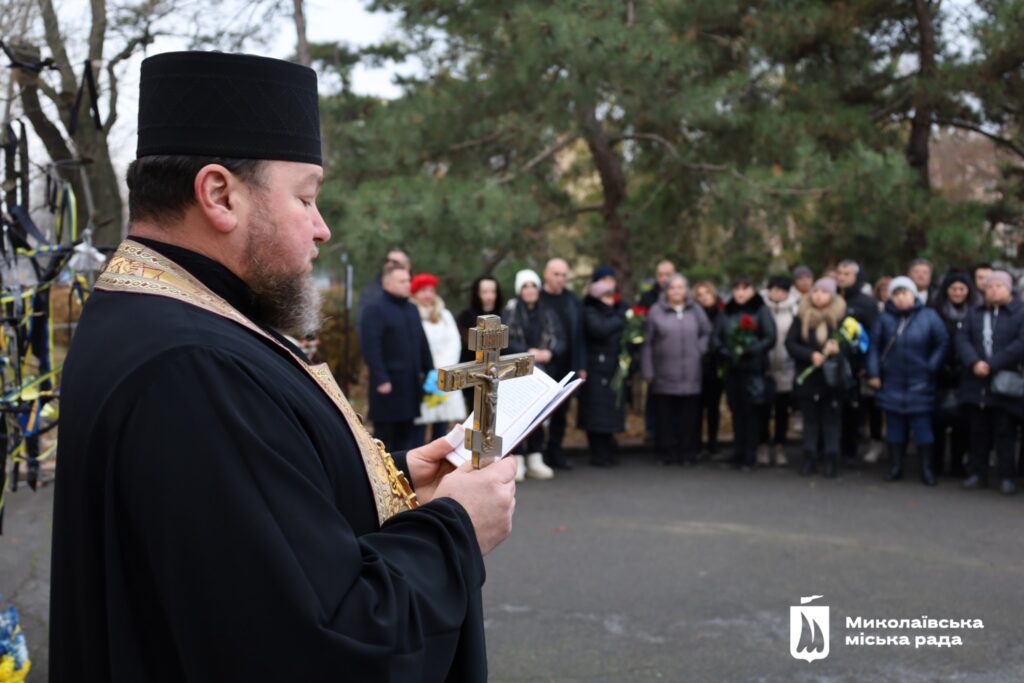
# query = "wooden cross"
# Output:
<box><xmin>438</xmin><ymin>315</ymin><xmax>534</xmax><ymax>468</ymax></box>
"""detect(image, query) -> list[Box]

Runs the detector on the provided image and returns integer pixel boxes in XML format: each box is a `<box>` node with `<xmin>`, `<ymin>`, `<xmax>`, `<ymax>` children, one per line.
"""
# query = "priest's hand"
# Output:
<box><xmin>434</xmin><ymin>458</ymin><xmax>517</xmax><ymax>555</ymax></box>
<box><xmin>406</xmin><ymin>433</ymin><xmax>459</xmax><ymax>504</ymax></box>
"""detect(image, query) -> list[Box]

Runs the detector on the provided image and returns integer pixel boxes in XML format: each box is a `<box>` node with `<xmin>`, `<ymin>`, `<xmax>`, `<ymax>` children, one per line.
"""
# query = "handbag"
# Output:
<box><xmin>992</xmin><ymin>369</ymin><xmax>1024</xmax><ymax>399</ymax></box>
<box><xmin>744</xmin><ymin>374</ymin><xmax>776</xmax><ymax>406</ymax></box>
<box><xmin>822</xmin><ymin>354</ymin><xmax>856</xmax><ymax>392</ymax></box>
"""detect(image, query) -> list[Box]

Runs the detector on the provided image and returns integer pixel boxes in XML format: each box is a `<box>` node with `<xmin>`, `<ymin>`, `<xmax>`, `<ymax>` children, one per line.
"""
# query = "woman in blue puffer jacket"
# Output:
<box><xmin>867</xmin><ymin>276</ymin><xmax>950</xmax><ymax>486</ymax></box>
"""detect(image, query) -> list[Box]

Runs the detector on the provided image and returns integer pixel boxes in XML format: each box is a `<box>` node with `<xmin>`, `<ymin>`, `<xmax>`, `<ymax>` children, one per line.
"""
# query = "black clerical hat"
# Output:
<box><xmin>136</xmin><ymin>51</ymin><xmax>321</xmax><ymax>165</ymax></box>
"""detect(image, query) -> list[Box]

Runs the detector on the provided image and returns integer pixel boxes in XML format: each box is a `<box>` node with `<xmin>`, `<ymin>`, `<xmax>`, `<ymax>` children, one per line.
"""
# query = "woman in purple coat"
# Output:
<box><xmin>642</xmin><ymin>275</ymin><xmax>713</xmax><ymax>465</ymax></box>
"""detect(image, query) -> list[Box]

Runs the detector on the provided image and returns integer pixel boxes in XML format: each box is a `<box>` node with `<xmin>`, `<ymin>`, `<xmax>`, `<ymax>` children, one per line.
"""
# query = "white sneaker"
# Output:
<box><xmin>772</xmin><ymin>444</ymin><xmax>788</xmax><ymax>466</ymax></box>
<box><xmin>863</xmin><ymin>440</ymin><xmax>884</xmax><ymax>464</ymax></box>
<box><xmin>756</xmin><ymin>444</ymin><xmax>771</xmax><ymax>466</ymax></box>
<box><xmin>526</xmin><ymin>452</ymin><xmax>554</xmax><ymax>480</ymax></box>
<box><xmin>514</xmin><ymin>455</ymin><xmax>527</xmax><ymax>482</ymax></box>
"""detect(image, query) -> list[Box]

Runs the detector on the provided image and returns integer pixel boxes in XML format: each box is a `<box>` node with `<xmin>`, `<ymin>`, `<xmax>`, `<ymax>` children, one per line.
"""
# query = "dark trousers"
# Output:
<box><xmin>866</xmin><ymin>395</ymin><xmax>883</xmax><ymax>440</ymax></box>
<box><xmin>840</xmin><ymin>395</ymin><xmax>864</xmax><ymax>461</ymax></box>
<box><xmin>933</xmin><ymin>411</ymin><xmax>969</xmax><ymax>476</ymax></box>
<box><xmin>968</xmin><ymin>406</ymin><xmax>1018</xmax><ymax>481</ymax></box>
<box><xmin>760</xmin><ymin>391</ymin><xmax>791</xmax><ymax>446</ymax></box>
<box><xmin>543</xmin><ymin>399</ymin><xmax>570</xmax><ymax>464</ymax></box>
<box><xmin>375</xmin><ymin>421</ymin><xmax>413</xmax><ymax>453</ymax></box>
<box><xmin>726</xmin><ymin>384</ymin><xmax>761</xmax><ymax>466</ymax></box>
<box><xmin>587</xmin><ymin>431</ymin><xmax>618</xmax><ymax>463</ymax></box>
<box><xmin>410</xmin><ymin>423</ymin><xmax>443</xmax><ymax>449</ymax></box>
<box><xmin>801</xmin><ymin>396</ymin><xmax>841</xmax><ymax>461</ymax></box>
<box><xmin>701</xmin><ymin>374</ymin><xmax>723</xmax><ymax>451</ymax></box>
<box><xmin>644</xmin><ymin>389</ymin><xmax>656</xmax><ymax>437</ymax></box>
<box><xmin>885</xmin><ymin>411</ymin><xmax>934</xmax><ymax>445</ymax></box>
<box><xmin>523</xmin><ymin>424</ymin><xmax>546</xmax><ymax>454</ymax></box>
<box><xmin>654</xmin><ymin>393</ymin><xmax>702</xmax><ymax>463</ymax></box>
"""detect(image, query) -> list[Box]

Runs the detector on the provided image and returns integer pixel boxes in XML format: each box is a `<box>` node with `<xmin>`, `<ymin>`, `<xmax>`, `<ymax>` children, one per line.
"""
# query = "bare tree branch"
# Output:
<box><xmin>495</xmin><ymin>132</ymin><xmax>579</xmax><ymax>183</ymax></box>
<box><xmin>935</xmin><ymin>118</ymin><xmax>1024</xmax><ymax>160</ymax></box>
<box><xmin>520</xmin><ymin>132</ymin><xmax>579</xmax><ymax>173</ymax></box>
<box><xmin>38</xmin><ymin>0</ymin><xmax>77</xmax><ymax>96</ymax></box>
<box><xmin>541</xmin><ymin>204</ymin><xmax>605</xmax><ymax>224</ymax></box>
<box><xmin>292</xmin><ymin>0</ymin><xmax>310</xmax><ymax>66</ymax></box>
<box><xmin>105</xmin><ymin>31</ymin><xmax>155</xmax><ymax>130</ymax></box>
<box><xmin>89</xmin><ymin>0</ymin><xmax>107</xmax><ymax>63</ymax></box>
<box><xmin>448</xmin><ymin>128</ymin><xmax>506</xmax><ymax>153</ymax></box>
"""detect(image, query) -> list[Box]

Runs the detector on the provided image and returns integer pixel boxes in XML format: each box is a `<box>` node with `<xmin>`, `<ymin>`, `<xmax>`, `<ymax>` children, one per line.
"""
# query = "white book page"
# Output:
<box><xmin>444</xmin><ymin>370</ymin><xmax>580</xmax><ymax>466</ymax></box>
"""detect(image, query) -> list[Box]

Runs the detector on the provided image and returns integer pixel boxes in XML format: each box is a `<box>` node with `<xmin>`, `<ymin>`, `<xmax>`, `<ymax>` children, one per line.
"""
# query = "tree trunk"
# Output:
<box><xmin>580</xmin><ymin>108</ymin><xmax>634</xmax><ymax>300</ymax></box>
<box><xmin>10</xmin><ymin>39</ymin><xmax>124</xmax><ymax>247</ymax></box>
<box><xmin>904</xmin><ymin>0</ymin><xmax>937</xmax><ymax>262</ymax></box>
<box><xmin>293</xmin><ymin>0</ymin><xmax>311</xmax><ymax>67</ymax></box>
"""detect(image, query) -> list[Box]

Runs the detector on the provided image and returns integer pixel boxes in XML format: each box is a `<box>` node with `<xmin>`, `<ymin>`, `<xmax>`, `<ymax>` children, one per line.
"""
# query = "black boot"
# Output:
<box><xmin>885</xmin><ymin>442</ymin><xmax>905</xmax><ymax>481</ymax></box>
<box><xmin>822</xmin><ymin>452</ymin><xmax>837</xmax><ymax>479</ymax></box>
<box><xmin>962</xmin><ymin>473</ymin><xmax>987</xmax><ymax>489</ymax></box>
<box><xmin>919</xmin><ymin>444</ymin><xmax>937</xmax><ymax>487</ymax></box>
<box><xmin>799</xmin><ymin>452</ymin><xmax>817</xmax><ymax>476</ymax></box>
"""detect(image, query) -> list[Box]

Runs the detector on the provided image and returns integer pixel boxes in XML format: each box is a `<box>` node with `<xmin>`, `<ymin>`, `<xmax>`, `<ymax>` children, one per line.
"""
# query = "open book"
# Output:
<box><xmin>444</xmin><ymin>368</ymin><xmax>584</xmax><ymax>467</ymax></box>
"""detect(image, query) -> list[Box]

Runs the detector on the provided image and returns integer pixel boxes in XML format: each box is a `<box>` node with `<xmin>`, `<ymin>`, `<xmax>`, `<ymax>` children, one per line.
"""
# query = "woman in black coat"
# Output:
<box><xmin>929</xmin><ymin>271</ymin><xmax>974</xmax><ymax>478</ymax></box>
<box><xmin>579</xmin><ymin>280</ymin><xmax>629</xmax><ymax>467</ymax></box>
<box><xmin>713</xmin><ymin>276</ymin><xmax>777</xmax><ymax>469</ymax></box>
<box><xmin>955</xmin><ymin>271</ymin><xmax>1024</xmax><ymax>495</ymax></box>
<box><xmin>456</xmin><ymin>276</ymin><xmax>503</xmax><ymax>408</ymax></box>
<box><xmin>502</xmin><ymin>269</ymin><xmax>564</xmax><ymax>480</ymax></box>
<box><xmin>785</xmin><ymin>278</ymin><xmax>849</xmax><ymax>478</ymax></box>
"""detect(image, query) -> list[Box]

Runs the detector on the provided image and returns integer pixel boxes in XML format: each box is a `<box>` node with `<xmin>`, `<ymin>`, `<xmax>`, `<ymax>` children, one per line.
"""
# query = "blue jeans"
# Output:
<box><xmin>885</xmin><ymin>411</ymin><xmax>934</xmax><ymax>445</ymax></box>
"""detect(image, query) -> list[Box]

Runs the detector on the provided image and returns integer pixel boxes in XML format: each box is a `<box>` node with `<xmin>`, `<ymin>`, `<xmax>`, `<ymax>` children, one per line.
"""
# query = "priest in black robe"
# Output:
<box><xmin>49</xmin><ymin>51</ymin><xmax>516</xmax><ymax>682</ymax></box>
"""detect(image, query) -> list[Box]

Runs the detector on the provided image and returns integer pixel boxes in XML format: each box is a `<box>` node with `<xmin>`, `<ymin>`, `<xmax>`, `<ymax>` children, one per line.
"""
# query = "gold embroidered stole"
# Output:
<box><xmin>96</xmin><ymin>239</ymin><xmax>417</xmax><ymax>525</ymax></box>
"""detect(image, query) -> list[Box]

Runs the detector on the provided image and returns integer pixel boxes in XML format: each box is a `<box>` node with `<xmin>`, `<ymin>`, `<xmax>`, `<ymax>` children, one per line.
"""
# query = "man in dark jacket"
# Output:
<box><xmin>539</xmin><ymin>257</ymin><xmax>586</xmax><ymax>469</ymax></box>
<box><xmin>361</xmin><ymin>265</ymin><xmax>435</xmax><ymax>451</ymax></box>
<box><xmin>637</xmin><ymin>259</ymin><xmax>676</xmax><ymax>310</ymax></box>
<box><xmin>836</xmin><ymin>259</ymin><xmax>878</xmax><ymax>467</ymax></box>
<box><xmin>955</xmin><ymin>270</ymin><xmax>1024</xmax><ymax>495</ymax></box>
<box><xmin>713</xmin><ymin>276</ymin><xmax>777</xmax><ymax>469</ymax></box>
<box><xmin>356</xmin><ymin>248</ymin><xmax>410</xmax><ymax>335</ymax></box>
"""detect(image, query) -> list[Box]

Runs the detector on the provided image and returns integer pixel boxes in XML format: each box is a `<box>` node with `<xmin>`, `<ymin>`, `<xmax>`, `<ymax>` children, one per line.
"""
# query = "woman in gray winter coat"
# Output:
<box><xmin>641</xmin><ymin>275</ymin><xmax>712</xmax><ymax>464</ymax></box>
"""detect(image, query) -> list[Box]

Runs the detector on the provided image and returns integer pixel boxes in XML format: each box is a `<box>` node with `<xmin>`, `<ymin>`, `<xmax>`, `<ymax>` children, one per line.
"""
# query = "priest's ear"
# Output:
<box><xmin>193</xmin><ymin>163</ymin><xmax>250</xmax><ymax>234</ymax></box>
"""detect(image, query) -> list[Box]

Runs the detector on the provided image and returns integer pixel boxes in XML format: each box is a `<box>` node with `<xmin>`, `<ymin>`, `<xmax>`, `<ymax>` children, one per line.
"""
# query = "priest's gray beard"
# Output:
<box><xmin>245</xmin><ymin>206</ymin><xmax>322</xmax><ymax>338</ymax></box>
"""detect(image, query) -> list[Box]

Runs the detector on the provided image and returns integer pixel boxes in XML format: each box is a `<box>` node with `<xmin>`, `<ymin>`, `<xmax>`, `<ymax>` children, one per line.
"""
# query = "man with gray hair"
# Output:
<box><xmin>909</xmin><ymin>258</ymin><xmax>937</xmax><ymax>304</ymax></box>
<box><xmin>540</xmin><ymin>257</ymin><xmax>587</xmax><ymax>469</ymax></box>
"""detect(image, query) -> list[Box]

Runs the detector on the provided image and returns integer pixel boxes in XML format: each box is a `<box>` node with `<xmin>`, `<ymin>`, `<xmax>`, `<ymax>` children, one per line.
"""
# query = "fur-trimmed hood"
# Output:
<box><xmin>798</xmin><ymin>293</ymin><xmax>847</xmax><ymax>344</ymax></box>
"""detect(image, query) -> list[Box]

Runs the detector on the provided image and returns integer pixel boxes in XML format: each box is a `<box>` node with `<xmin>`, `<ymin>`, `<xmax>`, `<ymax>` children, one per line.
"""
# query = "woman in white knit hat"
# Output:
<box><xmin>501</xmin><ymin>269</ymin><xmax>564</xmax><ymax>481</ymax></box>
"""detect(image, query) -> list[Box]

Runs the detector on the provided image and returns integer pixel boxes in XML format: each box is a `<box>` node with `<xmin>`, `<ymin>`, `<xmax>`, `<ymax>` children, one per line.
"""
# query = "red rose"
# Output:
<box><xmin>739</xmin><ymin>314</ymin><xmax>758</xmax><ymax>331</ymax></box>
<box><xmin>717</xmin><ymin>300</ymin><xmax>726</xmax><ymax>310</ymax></box>
<box><xmin>613</xmin><ymin>294</ymin><xmax>622</xmax><ymax>304</ymax></box>
<box><xmin>632</xmin><ymin>306</ymin><xmax>649</xmax><ymax>317</ymax></box>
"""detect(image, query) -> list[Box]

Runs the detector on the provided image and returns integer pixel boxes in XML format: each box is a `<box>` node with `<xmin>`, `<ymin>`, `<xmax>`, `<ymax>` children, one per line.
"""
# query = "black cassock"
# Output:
<box><xmin>49</xmin><ymin>238</ymin><xmax>487</xmax><ymax>682</ymax></box>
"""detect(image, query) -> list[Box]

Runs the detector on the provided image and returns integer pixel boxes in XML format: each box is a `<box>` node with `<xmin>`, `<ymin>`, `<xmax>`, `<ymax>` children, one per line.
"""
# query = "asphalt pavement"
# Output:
<box><xmin>3</xmin><ymin>447</ymin><xmax>1023</xmax><ymax>682</ymax></box>
<box><xmin>482</xmin><ymin>450</ymin><xmax>1024</xmax><ymax>682</ymax></box>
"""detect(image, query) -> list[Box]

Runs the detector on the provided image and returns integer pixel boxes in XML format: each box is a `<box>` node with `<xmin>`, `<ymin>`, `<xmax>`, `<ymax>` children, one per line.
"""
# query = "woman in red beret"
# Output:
<box><xmin>411</xmin><ymin>273</ymin><xmax>467</xmax><ymax>444</ymax></box>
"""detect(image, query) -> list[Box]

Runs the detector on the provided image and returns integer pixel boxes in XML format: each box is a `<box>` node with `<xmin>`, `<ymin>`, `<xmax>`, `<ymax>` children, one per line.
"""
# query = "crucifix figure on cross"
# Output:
<box><xmin>438</xmin><ymin>315</ymin><xmax>534</xmax><ymax>468</ymax></box>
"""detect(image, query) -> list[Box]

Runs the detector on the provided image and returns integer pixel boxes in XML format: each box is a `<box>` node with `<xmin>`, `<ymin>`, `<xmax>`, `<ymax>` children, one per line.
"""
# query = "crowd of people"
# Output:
<box><xmin>356</xmin><ymin>248</ymin><xmax>1024</xmax><ymax>496</ymax></box>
